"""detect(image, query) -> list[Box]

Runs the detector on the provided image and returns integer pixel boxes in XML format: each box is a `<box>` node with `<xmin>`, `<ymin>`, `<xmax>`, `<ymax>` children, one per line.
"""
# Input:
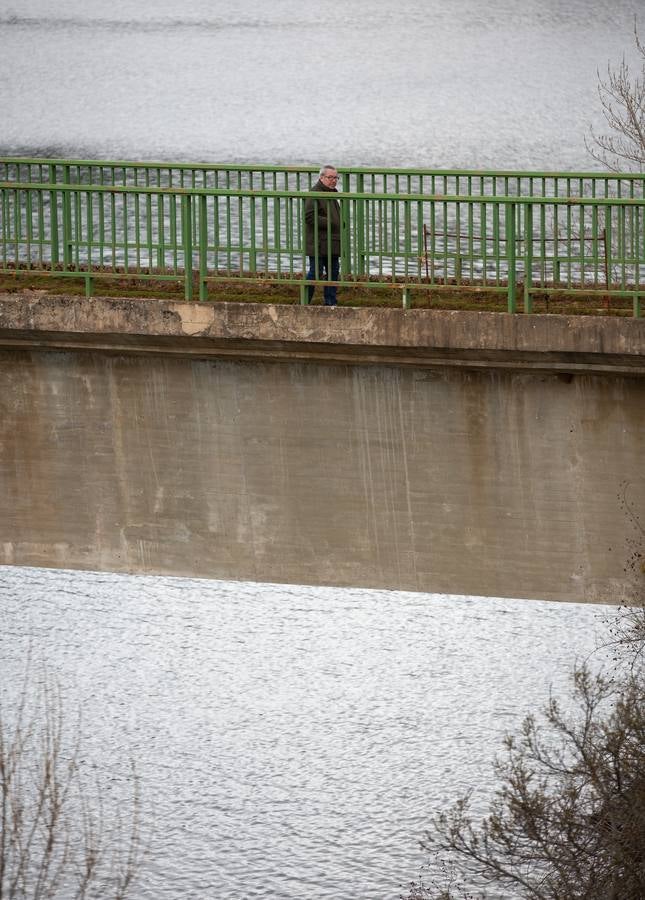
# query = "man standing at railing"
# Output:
<box><xmin>304</xmin><ymin>165</ymin><xmax>341</xmax><ymax>306</ymax></box>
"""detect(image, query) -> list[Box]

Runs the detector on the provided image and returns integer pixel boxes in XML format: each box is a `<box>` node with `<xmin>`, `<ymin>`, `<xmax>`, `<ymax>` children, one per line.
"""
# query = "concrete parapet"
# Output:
<box><xmin>1</xmin><ymin>292</ymin><xmax>644</xmax><ymax>375</ymax></box>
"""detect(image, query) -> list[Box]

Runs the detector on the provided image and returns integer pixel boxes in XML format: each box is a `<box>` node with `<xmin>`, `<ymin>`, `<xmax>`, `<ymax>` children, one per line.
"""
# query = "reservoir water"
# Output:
<box><xmin>0</xmin><ymin>566</ymin><xmax>613</xmax><ymax>899</ymax></box>
<box><xmin>0</xmin><ymin>2</ymin><xmax>637</xmax><ymax>897</ymax></box>
<box><xmin>0</xmin><ymin>0</ymin><xmax>642</xmax><ymax>169</ymax></box>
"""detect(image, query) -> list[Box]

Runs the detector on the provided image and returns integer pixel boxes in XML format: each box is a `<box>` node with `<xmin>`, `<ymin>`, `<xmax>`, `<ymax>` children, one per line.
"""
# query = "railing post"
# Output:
<box><xmin>506</xmin><ymin>201</ymin><xmax>517</xmax><ymax>313</ymax></box>
<box><xmin>48</xmin><ymin>164</ymin><xmax>60</xmax><ymax>265</ymax></box>
<box><xmin>199</xmin><ymin>194</ymin><xmax>208</xmax><ymax>301</ymax></box>
<box><xmin>62</xmin><ymin>164</ymin><xmax>72</xmax><ymax>270</ymax></box>
<box><xmin>249</xmin><ymin>194</ymin><xmax>256</xmax><ymax>273</ymax></box>
<box><xmin>523</xmin><ymin>202</ymin><xmax>533</xmax><ymax>313</ymax></box>
<box><xmin>604</xmin><ymin>210</ymin><xmax>612</xmax><ymax>301</ymax></box>
<box><xmin>300</xmin><ymin>196</ymin><xmax>308</xmax><ymax>305</ymax></box>
<box><xmin>182</xmin><ymin>193</ymin><xmax>193</xmax><ymax>301</ymax></box>
<box><xmin>157</xmin><ymin>192</ymin><xmax>165</xmax><ymax>269</ymax></box>
<box><xmin>340</xmin><ymin>172</ymin><xmax>351</xmax><ymax>276</ymax></box>
<box><xmin>356</xmin><ymin>173</ymin><xmax>366</xmax><ymax>276</ymax></box>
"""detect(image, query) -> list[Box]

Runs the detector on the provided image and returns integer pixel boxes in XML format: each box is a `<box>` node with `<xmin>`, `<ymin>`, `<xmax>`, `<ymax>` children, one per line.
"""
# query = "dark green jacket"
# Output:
<box><xmin>304</xmin><ymin>179</ymin><xmax>341</xmax><ymax>257</ymax></box>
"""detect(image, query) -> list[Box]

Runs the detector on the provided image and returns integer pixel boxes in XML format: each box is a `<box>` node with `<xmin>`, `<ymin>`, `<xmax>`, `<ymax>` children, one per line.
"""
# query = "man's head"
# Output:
<box><xmin>319</xmin><ymin>165</ymin><xmax>339</xmax><ymax>187</ymax></box>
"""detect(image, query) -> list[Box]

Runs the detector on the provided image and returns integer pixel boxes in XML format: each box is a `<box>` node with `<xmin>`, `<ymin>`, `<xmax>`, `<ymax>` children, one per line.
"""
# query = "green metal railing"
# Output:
<box><xmin>3</xmin><ymin>157</ymin><xmax>645</xmax><ymax>200</ymax></box>
<box><xmin>1</xmin><ymin>161</ymin><xmax>645</xmax><ymax>316</ymax></box>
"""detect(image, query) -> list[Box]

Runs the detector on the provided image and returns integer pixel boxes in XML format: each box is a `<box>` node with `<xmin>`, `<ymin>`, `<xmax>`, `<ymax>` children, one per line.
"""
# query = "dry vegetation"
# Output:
<box><xmin>0</xmin><ymin>269</ymin><xmax>637</xmax><ymax>318</ymax></box>
<box><xmin>0</xmin><ymin>663</ymin><xmax>143</xmax><ymax>900</ymax></box>
<box><xmin>403</xmin><ymin>487</ymin><xmax>645</xmax><ymax>900</ymax></box>
<box><xmin>586</xmin><ymin>24</ymin><xmax>645</xmax><ymax>172</ymax></box>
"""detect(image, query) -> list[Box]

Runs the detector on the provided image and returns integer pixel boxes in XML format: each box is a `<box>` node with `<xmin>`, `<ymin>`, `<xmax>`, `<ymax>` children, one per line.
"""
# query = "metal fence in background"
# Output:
<box><xmin>1</xmin><ymin>162</ymin><xmax>644</xmax><ymax>316</ymax></box>
<box><xmin>3</xmin><ymin>157</ymin><xmax>645</xmax><ymax>200</ymax></box>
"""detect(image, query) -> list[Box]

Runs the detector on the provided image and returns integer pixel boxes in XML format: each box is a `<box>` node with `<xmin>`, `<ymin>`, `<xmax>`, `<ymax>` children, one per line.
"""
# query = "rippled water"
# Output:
<box><xmin>0</xmin><ymin>0</ymin><xmax>642</xmax><ymax>168</ymax></box>
<box><xmin>0</xmin><ymin>565</ymin><xmax>614</xmax><ymax>899</ymax></box>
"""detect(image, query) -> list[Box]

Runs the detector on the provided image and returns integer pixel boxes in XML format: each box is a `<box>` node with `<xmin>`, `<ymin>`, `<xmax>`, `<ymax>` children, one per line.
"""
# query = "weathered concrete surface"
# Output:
<box><xmin>1</xmin><ymin>291</ymin><xmax>645</xmax><ymax>374</ymax></box>
<box><xmin>0</xmin><ymin>292</ymin><xmax>644</xmax><ymax>602</ymax></box>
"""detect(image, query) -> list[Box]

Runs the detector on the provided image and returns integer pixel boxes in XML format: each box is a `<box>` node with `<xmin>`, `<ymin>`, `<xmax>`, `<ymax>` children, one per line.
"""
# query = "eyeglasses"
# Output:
<box><xmin>322</xmin><ymin>174</ymin><xmax>339</xmax><ymax>181</ymax></box>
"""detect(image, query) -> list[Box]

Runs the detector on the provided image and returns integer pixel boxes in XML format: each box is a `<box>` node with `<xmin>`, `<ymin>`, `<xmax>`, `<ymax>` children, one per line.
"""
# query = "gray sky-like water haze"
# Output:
<box><xmin>1</xmin><ymin>0</ymin><xmax>642</xmax><ymax>168</ymax></box>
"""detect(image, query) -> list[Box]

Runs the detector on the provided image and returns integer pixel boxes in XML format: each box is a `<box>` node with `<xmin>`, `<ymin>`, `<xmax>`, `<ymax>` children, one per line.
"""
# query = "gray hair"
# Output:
<box><xmin>319</xmin><ymin>164</ymin><xmax>337</xmax><ymax>177</ymax></box>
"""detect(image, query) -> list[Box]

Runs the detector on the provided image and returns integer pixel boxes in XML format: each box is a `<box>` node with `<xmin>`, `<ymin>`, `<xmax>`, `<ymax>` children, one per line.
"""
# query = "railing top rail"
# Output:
<box><xmin>3</xmin><ymin>180</ymin><xmax>645</xmax><ymax>206</ymax></box>
<box><xmin>1</xmin><ymin>157</ymin><xmax>645</xmax><ymax>181</ymax></box>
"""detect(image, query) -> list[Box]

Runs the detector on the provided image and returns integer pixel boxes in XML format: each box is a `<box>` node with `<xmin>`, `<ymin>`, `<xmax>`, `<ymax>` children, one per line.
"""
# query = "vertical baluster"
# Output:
<box><xmin>635</xmin><ymin>204</ymin><xmax>642</xmax><ymax>317</ymax></box>
<box><xmin>213</xmin><ymin>190</ymin><xmax>220</xmax><ymax>277</ymax></box>
<box><xmin>249</xmin><ymin>172</ymin><xmax>256</xmax><ymax>273</ymax></box>
<box><xmin>169</xmin><ymin>189</ymin><xmax>176</xmax><ymax>273</ymax></box>
<box><xmin>506</xmin><ymin>201</ymin><xmax>516</xmax><ymax>312</ymax></box>
<box><xmin>37</xmin><ymin>180</ymin><xmax>45</xmax><ymax>268</ymax></box>
<box><xmin>225</xmin><ymin>171</ymin><xmax>232</xmax><ymax>274</ymax></box>
<box><xmin>468</xmin><ymin>199</ymin><xmax>474</xmax><ymax>282</ymax></box>
<box><xmin>524</xmin><ymin>202</ymin><xmax>533</xmax><ymax>313</ymax></box>
<box><xmin>145</xmin><ymin>169</ymin><xmax>152</xmax><ymax>272</ymax></box>
<box><xmin>122</xmin><ymin>189</ymin><xmax>129</xmax><ymax>274</ymax></box>
<box><xmin>619</xmin><ymin>203</ymin><xmax>626</xmax><ymax>292</ymax></box>
<box><xmin>274</xmin><ymin>193</ymin><xmax>282</xmax><ymax>281</ymax></box>
<box><xmin>604</xmin><ymin>204</ymin><xmax>612</xmax><ymax>303</ymax></box>
<box><xmin>356</xmin><ymin>172</ymin><xmax>365</xmax><ymax>275</ymax></box>
<box><xmin>416</xmin><ymin>197</ymin><xmax>423</xmax><ymax>284</ymax></box>
<box><xmin>199</xmin><ymin>193</ymin><xmax>208</xmax><ymax>301</ymax></box>
<box><xmin>539</xmin><ymin>202</ymin><xmax>547</xmax><ymax>289</ymax></box>
<box><xmin>182</xmin><ymin>193</ymin><xmax>193</xmax><ymax>301</ymax></box>
<box><xmin>86</xmin><ymin>186</ymin><xmax>94</xmax><ymax>276</ymax></box>
<box><xmin>74</xmin><ymin>188</ymin><xmax>82</xmax><ymax>269</ymax></box>
<box><xmin>12</xmin><ymin>189</ymin><xmax>20</xmax><ymax>269</ymax></box>
<box><xmin>49</xmin><ymin>164</ymin><xmax>59</xmax><ymax>266</ymax></box>
<box><xmin>62</xmin><ymin>164</ymin><xmax>72</xmax><ymax>270</ymax></box>
<box><xmin>25</xmin><ymin>183</ymin><xmax>33</xmax><ymax>268</ymax></box>
<box><xmin>481</xmin><ymin>201</ymin><xmax>488</xmax><ymax>287</ymax></box>
<box><xmin>1</xmin><ymin>187</ymin><xmax>9</xmax><ymax>269</ymax></box>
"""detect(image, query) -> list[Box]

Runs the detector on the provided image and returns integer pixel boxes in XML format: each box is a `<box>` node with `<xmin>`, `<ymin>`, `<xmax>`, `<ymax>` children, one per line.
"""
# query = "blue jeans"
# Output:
<box><xmin>307</xmin><ymin>255</ymin><xmax>339</xmax><ymax>305</ymax></box>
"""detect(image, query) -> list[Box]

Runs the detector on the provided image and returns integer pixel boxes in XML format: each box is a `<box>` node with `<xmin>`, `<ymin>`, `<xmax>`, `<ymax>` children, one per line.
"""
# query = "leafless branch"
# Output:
<box><xmin>586</xmin><ymin>22</ymin><xmax>645</xmax><ymax>171</ymax></box>
<box><xmin>406</xmin><ymin>663</ymin><xmax>645</xmax><ymax>898</ymax></box>
<box><xmin>0</xmin><ymin>662</ymin><xmax>144</xmax><ymax>900</ymax></box>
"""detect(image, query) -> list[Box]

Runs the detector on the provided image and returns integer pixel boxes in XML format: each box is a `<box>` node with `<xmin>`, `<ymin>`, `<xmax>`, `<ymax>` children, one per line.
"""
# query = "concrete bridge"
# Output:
<box><xmin>1</xmin><ymin>292</ymin><xmax>644</xmax><ymax>603</ymax></box>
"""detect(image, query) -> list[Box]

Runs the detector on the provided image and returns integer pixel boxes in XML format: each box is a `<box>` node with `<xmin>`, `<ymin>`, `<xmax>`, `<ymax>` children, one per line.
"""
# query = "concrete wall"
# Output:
<box><xmin>1</xmin><ymin>294</ymin><xmax>644</xmax><ymax>602</ymax></box>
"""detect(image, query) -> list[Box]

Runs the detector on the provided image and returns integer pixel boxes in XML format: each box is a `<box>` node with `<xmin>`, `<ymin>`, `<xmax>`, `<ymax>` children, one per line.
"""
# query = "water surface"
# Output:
<box><xmin>0</xmin><ymin>565</ymin><xmax>613</xmax><ymax>899</ymax></box>
<box><xmin>1</xmin><ymin>0</ymin><xmax>642</xmax><ymax>168</ymax></box>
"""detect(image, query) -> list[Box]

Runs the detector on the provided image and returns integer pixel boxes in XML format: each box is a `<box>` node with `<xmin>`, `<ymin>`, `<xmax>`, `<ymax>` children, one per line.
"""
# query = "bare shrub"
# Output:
<box><xmin>404</xmin><ymin>495</ymin><xmax>645</xmax><ymax>900</ymax></box>
<box><xmin>605</xmin><ymin>482</ymin><xmax>645</xmax><ymax>675</ymax></box>
<box><xmin>0</xmin><ymin>663</ymin><xmax>143</xmax><ymax>899</ymax></box>
<box><xmin>403</xmin><ymin>665</ymin><xmax>645</xmax><ymax>900</ymax></box>
<box><xmin>586</xmin><ymin>23</ymin><xmax>645</xmax><ymax>171</ymax></box>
